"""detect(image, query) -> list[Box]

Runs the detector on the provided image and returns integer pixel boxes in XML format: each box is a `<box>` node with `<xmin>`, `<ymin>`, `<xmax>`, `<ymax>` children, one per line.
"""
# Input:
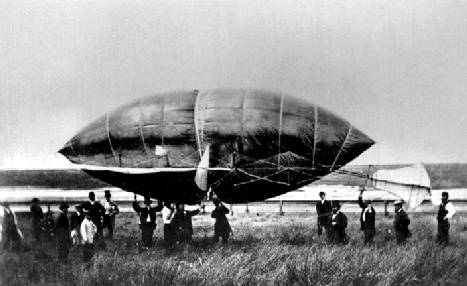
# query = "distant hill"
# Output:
<box><xmin>0</xmin><ymin>163</ymin><xmax>466</xmax><ymax>189</ymax></box>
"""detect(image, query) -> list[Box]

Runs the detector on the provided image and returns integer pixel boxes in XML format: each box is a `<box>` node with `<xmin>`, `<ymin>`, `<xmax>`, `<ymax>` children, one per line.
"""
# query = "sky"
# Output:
<box><xmin>1</xmin><ymin>0</ymin><xmax>467</xmax><ymax>169</ymax></box>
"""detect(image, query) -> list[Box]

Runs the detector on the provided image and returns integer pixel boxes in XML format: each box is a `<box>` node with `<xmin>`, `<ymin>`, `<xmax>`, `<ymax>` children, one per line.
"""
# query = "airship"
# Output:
<box><xmin>59</xmin><ymin>88</ymin><xmax>374</xmax><ymax>204</ymax></box>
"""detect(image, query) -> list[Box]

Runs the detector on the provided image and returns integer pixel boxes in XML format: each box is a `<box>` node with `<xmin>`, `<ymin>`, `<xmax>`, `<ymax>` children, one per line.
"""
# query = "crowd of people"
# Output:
<box><xmin>316</xmin><ymin>189</ymin><xmax>456</xmax><ymax>245</ymax></box>
<box><xmin>0</xmin><ymin>189</ymin><xmax>457</xmax><ymax>264</ymax></box>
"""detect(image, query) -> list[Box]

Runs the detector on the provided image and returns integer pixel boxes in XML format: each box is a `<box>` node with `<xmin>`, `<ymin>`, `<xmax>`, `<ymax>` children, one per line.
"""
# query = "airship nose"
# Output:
<box><xmin>58</xmin><ymin>143</ymin><xmax>72</xmax><ymax>156</ymax></box>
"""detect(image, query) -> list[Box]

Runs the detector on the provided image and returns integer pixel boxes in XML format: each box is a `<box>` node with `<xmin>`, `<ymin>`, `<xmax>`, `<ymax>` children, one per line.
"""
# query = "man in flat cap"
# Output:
<box><xmin>55</xmin><ymin>202</ymin><xmax>71</xmax><ymax>262</ymax></box>
<box><xmin>330</xmin><ymin>201</ymin><xmax>348</xmax><ymax>244</ymax></box>
<box><xmin>358</xmin><ymin>188</ymin><xmax>375</xmax><ymax>245</ymax></box>
<box><xmin>393</xmin><ymin>200</ymin><xmax>411</xmax><ymax>244</ymax></box>
<box><xmin>436</xmin><ymin>192</ymin><xmax>456</xmax><ymax>245</ymax></box>
<box><xmin>133</xmin><ymin>195</ymin><xmax>163</xmax><ymax>248</ymax></box>
<box><xmin>29</xmin><ymin>198</ymin><xmax>44</xmax><ymax>242</ymax></box>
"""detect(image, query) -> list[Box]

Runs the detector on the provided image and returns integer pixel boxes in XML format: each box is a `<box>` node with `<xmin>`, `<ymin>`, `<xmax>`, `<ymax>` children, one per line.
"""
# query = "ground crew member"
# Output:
<box><xmin>43</xmin><ymin>205</ymin><xmax>55</xmax><ymax>240</ymax></box>
<box><xmin>330</xmin><ymin>201</ymin><xmax>348</xmax><ymax>244</ymax></box>
<box><xmin>393</xmin><ymin>200</ymin><xmax>411</xmax><ymax>244</ymax></box>
<box><xmin>55</xmin><ymin>202</ymin><xmax>71</xmax><ymax>262</ymax></box>
<box><xmin>80</xmin><ymin>209</ymin><xmax>97</xmax><ymax>262</ymax></box>
<box><xmin>316</xmin><ymin>191</ymin><xmax>332</xmax><ymax>238</ymax></box>
<box><xmin>81</xmin><ymin>192</ymin><xmax>105</xmax><ymax>239</ymax></box>
<box><xmin>70</xmin><ymin>205</ymin><xmax>84</xmax><ymax>245</ymax></box>
<box><xmin>133</xmin><ymin>196</ymin><xmax>163</xmax><ymax>248</ymax></box>
<box><xmin>161</xmin><ymin>202</ymin><xmax>176</xmax><ymax>244</ymax></box>
<box><xmin>30</xmin><ymin>198</ymin><xmax>44</xmax><ymax>242</ymax></box>
<box><xmin>211</xmin><ymin>198</ymin><xmax>232</xmax><ymax>243</ymax></box>
<box><xmin>1</xmin><ymin>202</ymin><xmax>24</xmax><ymax>251</ymax></box>
<box><xmin>358</xmin><ymin>188</ymin><xmax>375</xmax><ymax>245</ymax></box>
<box><xmin>436</xmin><ymin>192</ymin><xmax>456</xmax><ymax>245</ymax></box>
<box><xmin>172</xmin><ymin>203</ymin><xmax>201</xmax><ymax>243</ymax></box>
<box><xmin>102</xmin><ymin>190</ymin><xmax>119</xmax><ymax>239</ymax></box>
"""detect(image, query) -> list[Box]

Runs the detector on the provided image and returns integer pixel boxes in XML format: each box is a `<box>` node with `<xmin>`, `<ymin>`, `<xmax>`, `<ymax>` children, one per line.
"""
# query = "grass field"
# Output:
<box><xmin>1</xmin><ymin>212</ymin><xmax>467</xmax><ymax>286</ymax></box>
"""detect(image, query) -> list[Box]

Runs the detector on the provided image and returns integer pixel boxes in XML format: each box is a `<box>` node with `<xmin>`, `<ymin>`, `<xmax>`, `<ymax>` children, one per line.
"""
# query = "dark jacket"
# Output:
<box><xmin>55</xmin><ymin>212</ymin><xmax>70</xmax><ymax>243</ymax></box>
<box><xmin>330</xmin><ymin>211</ymin><xmax>348</xmax><ymax>244</ymax></box>
<box><xmin>172</xmin><ymin>209</ymin><xmax>200</xmax><ymax>237</ymax></box>
<box><xmin>393</xmin><ymin>209</ymin><xmax>410</xmax><ymax>237</ymax></box>
<box><xmin>70</xmin><ymin>212</ymin><xmax>84</xmax><ymax>230</ymax></box>
<box><xmin>211</xmin><ymin>205</ymin><xmax>231</xmax><ymax>236</ymax></box>
<box><xmin>358</xmin><ymin>196</ymin><xmax>375</xmax><ymax>231</ymax></box>
<box><xmin>133</xmin><ymin>201</ymin><xmax>163</xmax><ymax>227</ymax></box>
<box><xmin>81</xmin><ymin>201</ymin><xmax>105</xmax><ymax>228</ymax></box>
<box><xmin>30</xmin><ymin>204</ymin><xmax>44</xmax><ymax>224</ymax></box>
<box><xmin>316</xmin><ymin>200</ymin><xmax>332</xmax><ymax>227</ymax></box>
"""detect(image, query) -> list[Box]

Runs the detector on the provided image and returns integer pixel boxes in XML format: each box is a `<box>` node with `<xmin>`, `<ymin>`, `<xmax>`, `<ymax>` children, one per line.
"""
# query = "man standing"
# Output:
<box><xmin>102</xmin><ymin>190</ymin><xmax>119</xmax><ymax>239</ymax></box>
<box><xmin>81</xmin><ymin>192</ymin><xmax>105</xmax><ymax>239</ymax></box>
<box><xmin>55</xmin><ymin>202</ymin><xmax>71</xmax><ymax>262</ymax></box>
<box><xmin>172</xmin><ymin>203</ymin><xmax>201</xmax><ymax>243</ymax></box>
<box><xmin>211</xmin><ymin>199</ymin><xmax>232</xmax><ymax>243</ymax></box>
<box><xmin>393</xmin><ymin>200</ymin><xmax>411</xmax><ymax>244</ymax></box>
<box><xmin>80</xmin><ymin>209</ymin><xmax>97</xmax><ymax>262</ymax></box>
<box><xmin>358</xmin><ymin>189</ymin><xmax>375</xmax><ymax>245</ymax></box>
<box><xmin>316</xmin><ymin>192</ymin><xmax>332</xmax><ymax>238</ymax></box>
<box><xmin>161</xmin><ymin>202</ymin><xmax>176</xmax><ymax>245</ymax></box>
<box><xmin>70</xmin><ymin>205</ymin><xmax>84</xmax><ymax>245</ymax></box>
<box><xmin>30</xmin><ymin>198</ymin><xmax>44</xmax><ymax>242</ymax></box>
<box><xmin>436</xmin><ymin>192</ymin><xmax>456</xmax><ymax>245</ymax></box>
<box><xmin>133</xmin><ymin>196</ymin><xmax>163</xmax><ymax>248</ymax></box>
<box><xmin>1</xmin><ymin>202</ymin><xmax>24</xmax><ymax>251</ymax></box>
<box><xmin>330</xmin><ymin>201</ymin><xmax>348</xmax><ymax>244</ymax></box>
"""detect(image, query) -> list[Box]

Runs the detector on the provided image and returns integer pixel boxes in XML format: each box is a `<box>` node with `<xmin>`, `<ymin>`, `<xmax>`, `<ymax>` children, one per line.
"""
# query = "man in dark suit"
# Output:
<box><xmin>81</xmin><ymin>192</ymin><xmax>105</xmax><ymax>239</ymax></box>
<box><xmin>358</xmin><ymin>188</ymin><xmax>375</xmax><ymax>245</ymax></box>
<box><xmin>393</xmin><ymin>200</ymin><xmax>411</xmax><ymax>244</ymax></box>
<box><xmin>330</xmin><ymin>201</ymin><xmax>348</xmax><ymax>244</ymax></box>
<box><xmin>436</xmin><ymin>192</ymin><xmax>456</xmax><ymax>245</ymax></box>
<box><xmin>211</xmin><ymin>198</ymin><xmax>232</xmax><ymax>243</ymax></box>
<box><xmin>172</xmin><ymin>203</ymin><xmax>201</xmax><ymax>243</ymax></box>
<box><xmin>55</xmin><ymin>202</ymin><xmax>71</xmax><ymax>262</ymax></box>
<box><xmin>316</xmin><ymin>191</ymin><xmax>332</xmax><ymax>238</ymax></box>
<box><xmin>133</xmin><ymin>195</ymin><xmax>163</xmax><ymax>248</ymax></box>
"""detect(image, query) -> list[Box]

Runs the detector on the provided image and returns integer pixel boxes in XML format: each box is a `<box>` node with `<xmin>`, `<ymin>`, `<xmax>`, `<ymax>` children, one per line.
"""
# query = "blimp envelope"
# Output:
<box><xmin>59</xmin><ymin>88</ymin><xmax>374</xmax><ymax>204</ymax></box>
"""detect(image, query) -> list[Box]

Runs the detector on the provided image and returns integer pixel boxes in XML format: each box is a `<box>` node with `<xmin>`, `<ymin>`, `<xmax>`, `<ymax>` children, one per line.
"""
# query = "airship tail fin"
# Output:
<box><xmin>370</xmin><ymin>163</ymin><xmax>431</xmax><ymax>209</ymax></box>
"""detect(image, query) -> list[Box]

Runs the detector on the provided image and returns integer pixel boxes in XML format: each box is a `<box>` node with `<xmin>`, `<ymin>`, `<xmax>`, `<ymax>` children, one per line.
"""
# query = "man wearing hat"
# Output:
<box><xmin>393</xmin><ymin>200</ymin><xmax>411</xmax><ymax>244</ymax></box>
<box><xmin>55</xmin><ymin>202</ymin><xmax>71</xmax><ymax>262</ymax></box>
<box><xmin>330</xmin><ymin>201</ymin><xmax>348</xmax><ymax>244</ymax></box>
<box><xmin>80</xmin><ymin>208</ymin><xmax>97</xmax><ymax>262</ymax></box>
<box><xmin>211</xmin><ymin>198</ymin><xmax>232</xmax><ymax>243</ymax></box>
<box><xmin>316</xmin><ymin>191</ymin><xmax>332</xmax><ymax>238</ymax></box>
<box><xmin>436</xmin><ymin>192</ymin><xmax>456</xmax><ymax>245</ymax></box>
<box><xmin>133</xmin><ymin>195</ymin><xmax>163</xmax><ymax>248</ymax></box>
<box><xmin>102</xmin><ymin>190</ymin><xmax>119</xmax><ymax>239</ymax></box>
<box><xmin>29</xmin><ymin>198</ymin><xmax>44</xmax><ymax>242</ymax></box>
<box><xmin>81</xmin><ymin>191</ymin><xmax>105</xmax><ymax>239</ymax></box>
<box><xmin>358</xmin><ymin>188</ymin><xmax>376</xmax><ymax>245</ymax></box>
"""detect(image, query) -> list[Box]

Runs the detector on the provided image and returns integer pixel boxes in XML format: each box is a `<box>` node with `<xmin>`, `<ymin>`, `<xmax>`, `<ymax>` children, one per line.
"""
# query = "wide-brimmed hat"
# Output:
<box><xmin>59</xmin><ymin>202</ymin><xmax>69</xmax><ymax>210</ymax></box>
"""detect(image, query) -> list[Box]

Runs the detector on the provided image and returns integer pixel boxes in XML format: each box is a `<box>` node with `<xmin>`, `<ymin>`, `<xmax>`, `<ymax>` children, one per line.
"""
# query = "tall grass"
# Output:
<box><xmin>1</xmin><ymin>212</ymin><xmax>466</xmax><ymax>285</ymax></box>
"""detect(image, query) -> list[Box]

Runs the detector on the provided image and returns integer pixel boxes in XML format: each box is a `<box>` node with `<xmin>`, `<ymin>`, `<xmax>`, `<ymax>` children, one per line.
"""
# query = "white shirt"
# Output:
<box><xmin>444</xmin><ymin>202</ymin><xmax>456</xmax><ymax>219</ymax></box>
<box><xmin>362</xmin><ymin>207</ymin><xmax>373</xmax><ymax>222</ymax></box>
<box><xmin>332</xmin><ymin>210</ymin><xmax>340</xmax><ymax>221</ymax></box>
<box><xmin>80</xmin><ymin>217</ymin><xmax>97</xmax><ymax>244</ymax></box>
<box><xmin>161</xmin><ymin>207</ymin><xmax>174</xmax><ymax>224</ymax></box>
